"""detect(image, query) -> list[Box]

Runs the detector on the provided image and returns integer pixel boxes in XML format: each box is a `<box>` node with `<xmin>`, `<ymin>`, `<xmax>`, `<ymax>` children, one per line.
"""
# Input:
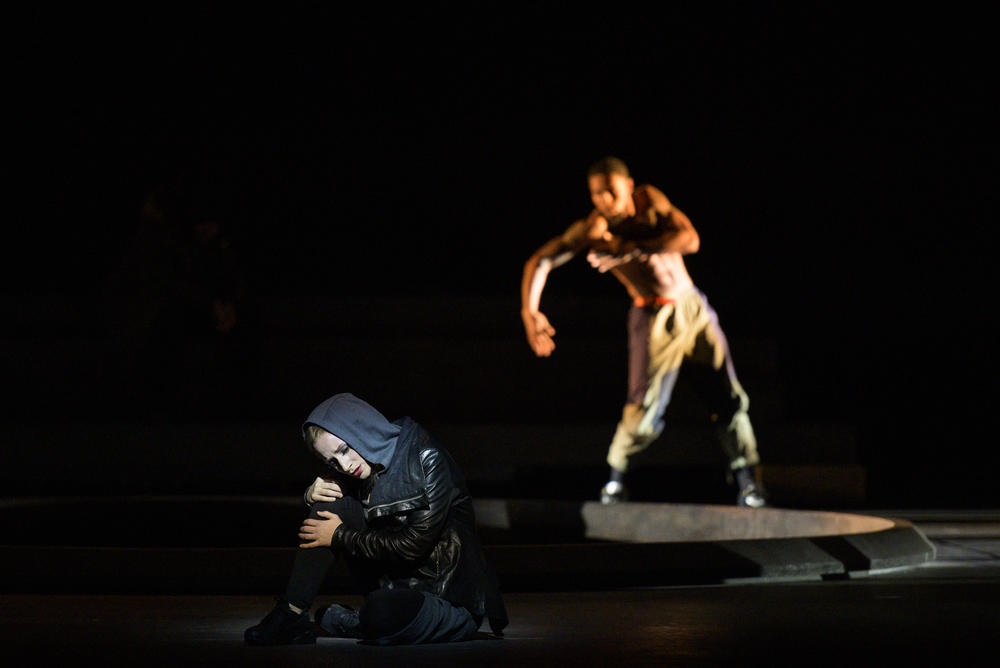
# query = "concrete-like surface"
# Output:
<box><xmin>2</xmin><ymin>498</ymin><xmax>993</xmax><ymax>665</ymax></box>
<box><xmin>0</xmin><ymin>497</ymin><xmax>935</xmax><ymax>593</ymax></box>
<box><xmin>476</xmin><ymin>499</ymin><xmax>896</xmax><ymax>541</ymax></box>
<box><xmin>0</xmin><ymin>514</ymin><xmax>996</xmax><ymax>666</ymax></box>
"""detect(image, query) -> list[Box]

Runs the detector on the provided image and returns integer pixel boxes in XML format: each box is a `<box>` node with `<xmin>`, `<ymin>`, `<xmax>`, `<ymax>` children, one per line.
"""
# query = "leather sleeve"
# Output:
<box><xmin>332</xmin><ymin>448</ymin><xmax>454</xmax><ymax>563</ymax></box>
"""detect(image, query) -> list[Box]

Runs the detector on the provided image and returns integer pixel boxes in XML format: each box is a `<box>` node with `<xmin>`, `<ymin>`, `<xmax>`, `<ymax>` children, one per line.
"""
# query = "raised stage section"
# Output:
<box><xmin>0</xmin><ymin>496</ymin><xmax>934</xmax><ymax>594</ymax></box>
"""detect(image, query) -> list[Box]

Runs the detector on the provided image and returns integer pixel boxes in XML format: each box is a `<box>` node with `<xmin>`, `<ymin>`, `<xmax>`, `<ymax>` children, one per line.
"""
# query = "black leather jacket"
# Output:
<box><xmin>332</xmin><ymin>417</ymin><xmax>507</xmax><ymax>634</ymax></box>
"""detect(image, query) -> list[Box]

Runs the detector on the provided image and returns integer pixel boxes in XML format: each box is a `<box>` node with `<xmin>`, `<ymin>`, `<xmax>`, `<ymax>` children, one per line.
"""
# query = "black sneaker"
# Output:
<box><xmin>244</xmin><ymin>601</ymin><xmax>317</xmax><ymax>646</ymax></box>
<box><xmin>314</xmin><ymin>603</ymin><xmax>362</xmax><ymax>638</ymax></box>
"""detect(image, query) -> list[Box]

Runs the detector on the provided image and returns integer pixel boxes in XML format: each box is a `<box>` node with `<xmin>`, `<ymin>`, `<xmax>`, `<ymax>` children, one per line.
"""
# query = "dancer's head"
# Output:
<box><xmin>302</xmin><ymin>393</ymin><xmax>401</xmax><ymax>480</ymax></box>
<box><xmin>587</xmin><ymin>156</ymin><xmax>634</xmax><ymax>222</ymax></box>
<box><xmin>305</xmin><ymin>424</ymin><xmax>374</xmax><ymax>479</ymax></box>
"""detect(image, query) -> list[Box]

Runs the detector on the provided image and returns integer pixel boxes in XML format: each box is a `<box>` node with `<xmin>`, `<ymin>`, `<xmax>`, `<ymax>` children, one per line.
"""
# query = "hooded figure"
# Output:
<box><xmin>246</xmin><ymin>393</ymin><xmax>508</xmax><ymax>647</ymax></box>
<box><xmin>302</xmin><ymin>393</ymin><xmax>401</xmax><ymax>470</ymax></box>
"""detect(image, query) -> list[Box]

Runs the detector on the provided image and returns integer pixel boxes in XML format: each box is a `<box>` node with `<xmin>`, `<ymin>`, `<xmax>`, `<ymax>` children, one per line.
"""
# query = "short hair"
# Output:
<box><xmin>587</xmin><ymin>156</ymin><xmax>630</xmax><ymax>179</ymax></box>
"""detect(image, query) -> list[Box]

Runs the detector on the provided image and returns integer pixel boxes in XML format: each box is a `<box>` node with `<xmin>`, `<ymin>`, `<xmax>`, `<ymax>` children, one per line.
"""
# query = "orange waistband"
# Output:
<box><xmin>633</xmin><ymin>296</ymin><xmax>674</xmax><ymax>308</ymax></box>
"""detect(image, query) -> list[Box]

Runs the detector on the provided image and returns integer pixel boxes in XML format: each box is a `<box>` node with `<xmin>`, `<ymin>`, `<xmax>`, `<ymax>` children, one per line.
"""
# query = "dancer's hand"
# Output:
<box><xmin>522</xmin><ymin>310</ymin><xmax>556</xmax><ymax>357</ymax></box>
<box><xmin>299</xmin><ymin>510</ymin><xmax>343</xmax><ymax>548</ymax></box>
<box><xmin>587</xmin><ymin>248</ymin><xmax>644</xmax><ymax>273</ymax></box>
<box><xmin>306</xmin><ymin>477</ymin><xmax>343</xmax><ymax>503</ymax></box>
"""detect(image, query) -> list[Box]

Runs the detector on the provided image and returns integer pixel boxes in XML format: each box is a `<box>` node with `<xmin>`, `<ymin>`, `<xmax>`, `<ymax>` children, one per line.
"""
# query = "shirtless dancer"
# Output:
<box><xmin>520</xmin><ymin>156</ymin><xmax>767</xmax><ymax>506</ymax></box>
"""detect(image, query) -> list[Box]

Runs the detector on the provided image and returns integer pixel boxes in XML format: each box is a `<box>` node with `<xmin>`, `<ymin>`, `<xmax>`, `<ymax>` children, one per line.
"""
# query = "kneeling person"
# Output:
<box><xmin>245</xmin><ymin>393</ymin><xmax>508</xmax><ymax>646</ymax></box>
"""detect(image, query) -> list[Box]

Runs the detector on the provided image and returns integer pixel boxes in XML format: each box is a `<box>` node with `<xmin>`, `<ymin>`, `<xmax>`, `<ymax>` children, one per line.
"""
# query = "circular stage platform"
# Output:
<box><xmin>474</xmin><ymin>498</ymin><xmax>936</xmax><ymax>587</ymax></box>
<box><xmin>0</xmin><ymin>496</ymin><xmax>935</xmax><ymax>593</ymax></box>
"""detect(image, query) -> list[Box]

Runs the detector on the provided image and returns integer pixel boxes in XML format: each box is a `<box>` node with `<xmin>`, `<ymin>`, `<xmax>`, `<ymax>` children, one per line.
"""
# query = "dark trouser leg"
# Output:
<box><xmin>626</xmin><ymin>305</ymin><xmax>653</xmax><ymax>407</ymax></box>
<box><xmin>606</xmin><ymin>305</ymin><xmax>678</xmax><ymax>475</ymax></box>
<box><xmin>683</xmin><ymin>313</ymin><xmax>759</xmax><ymax>472</ymax></box>
<box><xmin>245</xmin><ymin>496</ymin><xmax>368</xmax><ymax>646</ymax></box>
<box><xmin>603</xmin><ymin>305</ymin><xmax>675</xmax><ymax>503</ymax></box>
<box><xmin>682</xmin><ymin>302</ymin><xmax>766</xmax><ymax>506</ymax></box>
<box><xmin>603</xmin><ymin>306</ymin><xmax>653</xmax><ymax>493</ymax></box>
<box><xmin>283</xmin><ymin>496</ymin><xmax>367</xmax><ymax>611</ymax></box>
<box><xmin>360</xmin><ymin>589</ymin><xmax>479</xmax><ymax>645</ymax></box>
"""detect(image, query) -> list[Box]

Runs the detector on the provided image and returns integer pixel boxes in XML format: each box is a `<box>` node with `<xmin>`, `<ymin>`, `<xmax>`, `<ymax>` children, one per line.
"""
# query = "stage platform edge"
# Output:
<box><xmin>0</xmin><ymin>496</ymin><xmax>935</xmax><ymax>593</ymax></box>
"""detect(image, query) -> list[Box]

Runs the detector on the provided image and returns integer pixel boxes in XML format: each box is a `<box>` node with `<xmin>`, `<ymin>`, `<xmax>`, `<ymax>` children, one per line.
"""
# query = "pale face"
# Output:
<box><xmin>312</xmin><ymin>430</ymin><xmax>373</xmax><ymax>479</ymax></box>
<box><xmin>588</xmin><ymin>172</ymin><xmax>635</xmax><ymax>222</ymax></box>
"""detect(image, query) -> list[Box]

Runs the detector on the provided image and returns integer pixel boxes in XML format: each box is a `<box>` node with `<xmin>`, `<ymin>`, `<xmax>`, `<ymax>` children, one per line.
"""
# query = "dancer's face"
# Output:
<box><xmin>588</xmin><ymin>172</ymin><xmax>634</xmax><ymax>222</ymax></box>
<box><xmin>313</xmin><ymin>430</ymin><xmax>373</xmax><ymax>479</ymax></box>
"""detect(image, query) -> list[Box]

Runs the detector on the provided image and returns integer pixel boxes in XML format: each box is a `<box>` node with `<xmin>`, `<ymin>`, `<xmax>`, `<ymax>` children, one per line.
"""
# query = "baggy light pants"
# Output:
<box><xmin>606</xmin><ymin>287</ymin><xmax>760</xmax><ymax>473</ymax></box>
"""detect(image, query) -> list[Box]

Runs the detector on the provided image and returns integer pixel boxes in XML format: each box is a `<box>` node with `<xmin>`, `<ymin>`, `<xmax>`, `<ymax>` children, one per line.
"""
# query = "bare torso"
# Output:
<box><xmin>521</xmin><ymin>183</ymin><xmax>701</xmax><ymax>357</ymax></box>
<box><xmin>609</xmin><ymin>251</ymin><xmax>694</xmax><ymax>301</ymax></box>
<box><xmin>590</xmin><ymin>184</ymin><xmax>697</xmax><ymax>300</ymax></box>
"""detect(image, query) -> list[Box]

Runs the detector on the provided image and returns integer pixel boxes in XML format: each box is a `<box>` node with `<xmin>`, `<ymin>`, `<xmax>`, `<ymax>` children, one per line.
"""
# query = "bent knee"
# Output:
<box><xmin>307</xmin><ymin>497</ymin><xmax>365</xmax><ymax>529</ymax></box>
<box><xmin>308</xmin><ymin>499</ymin><xmax>347</xmax><ymax>518</ymax></box>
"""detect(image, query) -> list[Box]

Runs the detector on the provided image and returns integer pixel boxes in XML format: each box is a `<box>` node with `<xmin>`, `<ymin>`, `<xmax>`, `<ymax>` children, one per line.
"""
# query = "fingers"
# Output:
<box><xmin>299</xmin><ymin>520</ymin><xmax>320</xmax><ymax>534</ymax></box>
<box><xmin>586</xmin><ymin>249</ymin><xmax>630</xmax><ymax>273</ymax></box>
<box><xmin>534</xmin><ymin>317</ymin><xmax>555</xmax><ymax>337</ymax></box>
<box><xmin>298</xmin><ymin>523</ymin><xmax>323</xmax><ymax>547</ymax></box>
<box><xmin>298</xmin><ymin>527</ymin><xmax>318</xmax><ymax>547</ymax></box>
<box><xmin>309</xmin><ymin>479</ymin><xmax>344</xmax><ymax>503</ymax></box>
<box><xmin>530</xmin><ymin>335</ymin><xmax>555</xmax><ymax>357</ymax></box>
<box><xmin>587</xmin><ymin>252</ymin><xmax>612</xmax><ymax>272</ymax></box>
<box><xmin>525</xmin><ymin>313</ymin><xmax>556</xmax><ymax>357</ymax></box>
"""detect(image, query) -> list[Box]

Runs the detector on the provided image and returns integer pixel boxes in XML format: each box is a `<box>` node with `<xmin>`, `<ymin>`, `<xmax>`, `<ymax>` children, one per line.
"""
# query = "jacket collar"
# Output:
<box><xmin>364</xmin><ymin>417</ymin><xmax>429</xmax><ymax>518</ymax></box>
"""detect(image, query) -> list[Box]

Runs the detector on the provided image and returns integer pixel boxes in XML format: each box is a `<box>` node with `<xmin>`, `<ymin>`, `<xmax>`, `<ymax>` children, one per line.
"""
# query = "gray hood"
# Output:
<box><xmin>302</xmin><ymin>393</ymin><xmax>400</xmax><ymax>468</ymax></box>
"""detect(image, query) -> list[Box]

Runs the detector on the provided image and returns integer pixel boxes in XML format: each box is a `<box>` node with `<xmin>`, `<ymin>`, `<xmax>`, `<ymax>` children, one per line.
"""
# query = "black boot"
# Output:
<box><xmin>244</xmin><ymin>600</ymin><xmax>317</xmax><ymax>646</ymax></box>
<box><xmin>734</xmin><ymin>466</ymin><xmax>768</xmax><ymax>508</ymax></box>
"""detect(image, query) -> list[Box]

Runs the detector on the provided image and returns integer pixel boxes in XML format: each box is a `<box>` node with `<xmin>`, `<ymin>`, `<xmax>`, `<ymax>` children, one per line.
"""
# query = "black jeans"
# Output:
<box><xmin>283</xmin><ymin>496</ymin><xmax>369</xmax><ymax>610</ymax></box>
<box><xmin>282</xmin><ymin>496</ymin><xmax>479</xmax><ymax>644</ymax></box>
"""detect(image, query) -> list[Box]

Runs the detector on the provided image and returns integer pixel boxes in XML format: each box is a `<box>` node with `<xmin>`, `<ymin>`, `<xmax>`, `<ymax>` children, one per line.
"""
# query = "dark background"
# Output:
<box><xmin>3</xmin><ymin>4</ymin><xmax>995</xmax><ymax>507</ymax></box>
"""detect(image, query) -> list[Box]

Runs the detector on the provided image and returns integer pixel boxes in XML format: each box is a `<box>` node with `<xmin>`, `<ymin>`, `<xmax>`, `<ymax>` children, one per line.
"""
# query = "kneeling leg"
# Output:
<box><xmin>360</xmin><ymin>588</ymin><xmax>478</xmax><ymax>645</ymax></box>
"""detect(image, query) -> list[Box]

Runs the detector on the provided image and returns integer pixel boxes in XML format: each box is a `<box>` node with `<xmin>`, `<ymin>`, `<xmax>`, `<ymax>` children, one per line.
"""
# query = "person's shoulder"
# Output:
<box><xmin>634</xmin><ymin>184</ymin><xmax>672</xmax><ymax>214</ymax></box>
<box><xmin>398</xmin><ymin>417</ymin><xmax>445</xmax><ymax>452</ymax></box>
<box><xmin>562</xmin><ymin>211</ymin><xmax>608</xmax><ymax>244</ymax></box>
<box><xmin>394</xmin><ymin>416</ymin><xmax>420</xmax><ymax>442</ymax></box>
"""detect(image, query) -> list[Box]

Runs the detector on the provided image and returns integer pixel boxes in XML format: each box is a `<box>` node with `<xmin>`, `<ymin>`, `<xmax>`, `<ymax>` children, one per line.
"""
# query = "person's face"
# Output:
<box><xmin>588</xmin><ymin>172</ymin><xmax>634</xmax><ymax>222</ymax></box>
<box><xmin>313</xmin><ymin>430</ymin><xmax>373</xmax><ymax>479</ymax></box>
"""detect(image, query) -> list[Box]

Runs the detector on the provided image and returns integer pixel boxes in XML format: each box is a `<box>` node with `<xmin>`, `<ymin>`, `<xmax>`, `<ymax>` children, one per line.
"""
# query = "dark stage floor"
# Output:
<box><xmin>1</xmin><ymin>508</ymin><xmax>997</xmax><ymax>666</ymax></box>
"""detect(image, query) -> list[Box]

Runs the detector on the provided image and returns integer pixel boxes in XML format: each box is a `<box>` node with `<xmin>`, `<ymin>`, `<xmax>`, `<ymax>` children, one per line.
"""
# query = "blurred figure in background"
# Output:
<box><xmin>520</xmin><ymin>156</ymin><xmax>767</xmax><ymax>507</ymax></box>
